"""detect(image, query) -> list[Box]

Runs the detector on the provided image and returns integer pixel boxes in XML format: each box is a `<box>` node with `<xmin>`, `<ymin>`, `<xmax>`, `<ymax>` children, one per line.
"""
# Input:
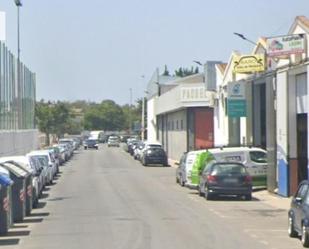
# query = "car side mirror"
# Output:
<box><xmin>295</xmin><ymin>197</ymin><xmax>303</xmax><ymax>203</ymax></box>
<box><xmin>175</xmin><ymin>162</ymin><xmax>180</xmax><ymax>166</ymax></box>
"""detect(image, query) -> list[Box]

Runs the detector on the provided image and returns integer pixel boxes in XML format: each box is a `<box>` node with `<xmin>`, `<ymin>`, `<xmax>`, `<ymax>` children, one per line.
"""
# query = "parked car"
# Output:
<box><xmin>176</xmin><ymin>150</ymin><xmax>205</xmax><ymax>188</ymax></box>
<box><xmin>288</xmin><ymin>180</ymin><xmax>309</xmax><ymax>247</ymax></box>
<box><xmin>28</xmin><ymin>150</ymin><xmax>57</xmax><ymax>182</ymax></box>
<box><xmin>141</xmin><ymin>147</ymin><xmax>168</xmax><ymax>166</ymax></box>
<box><xmin>107</xmin><ymin>136</ymin><xmax>120</xmax><ymax>147</ymax></box>
<box><xmin>189</xmin><ymin>147</ymin><xmax>267</xmax><ymax>189</ymax></box>
<box><xmin>135</xmin><ymin>141</ymin><xmax>162</xmax><ymax>161</ymax></box>
<box><xmin>83</xmin><ymin>139</ymin><xmax>99</xmax><ymax>150</ymax></box>
<box><xmin>28</xmin><ymin>154</ymin><xmax>53</xmax><ymax>186</ymax></box>
<box><xmin>198</xmin><ymin>161</ymin><xmax>252</xmax><ymax>200</ymax></box>
<box><xmin>133</xmin><ymin>141</ymin><xmax>145</xmax><ymax>160</ymax></box>
<box><xmin>127</xmin><ymin>140</ymin><xmax>139</xmax><ymax>155</ymax></box>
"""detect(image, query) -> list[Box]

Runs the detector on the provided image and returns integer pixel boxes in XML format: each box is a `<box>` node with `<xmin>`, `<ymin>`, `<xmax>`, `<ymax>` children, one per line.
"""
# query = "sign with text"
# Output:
<box><xmin>233</xmin><ymin>54</ymin><xmax>265</xmax><ymax>74</ymax></box>
<box><xmin>266</xmin><ymin>34</ymin><xmax>305</xmax><ymax>57</ymax></box>
<box><xmin>227</xmin><ymin>81</ymin><xmax>247</xmax><ymax>117</ymax></box>
<box><xmin>180</xmin><ymin>86</ymin><xmax>211</xmax><ymax>104</ymax></box>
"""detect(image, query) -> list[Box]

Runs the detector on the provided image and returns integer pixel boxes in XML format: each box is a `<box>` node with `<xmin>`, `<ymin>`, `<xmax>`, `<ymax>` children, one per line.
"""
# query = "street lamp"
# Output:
<box><xmin>233</xmin><ymin>32</ymin><xmax>258</xmax><ymax>46</ymax></box>
<box><xmin>14</xmin><ymin>0</ymin><xmax>22</xmax><ymax>129</ymax></box>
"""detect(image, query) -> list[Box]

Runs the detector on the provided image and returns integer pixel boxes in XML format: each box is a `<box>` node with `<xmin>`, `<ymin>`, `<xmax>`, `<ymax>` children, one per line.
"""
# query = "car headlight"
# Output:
<box><xmin>147</xmin><ymin>150</ymin><xmax>152</xmax><ymax>154</ymax></box>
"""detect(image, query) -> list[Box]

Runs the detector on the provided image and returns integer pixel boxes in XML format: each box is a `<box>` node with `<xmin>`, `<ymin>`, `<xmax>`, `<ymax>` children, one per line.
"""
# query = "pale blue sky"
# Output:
<box><xmin>1</xmin><ymin>0</ymin><xmax>309</xmax><ymax>105</ymax></box>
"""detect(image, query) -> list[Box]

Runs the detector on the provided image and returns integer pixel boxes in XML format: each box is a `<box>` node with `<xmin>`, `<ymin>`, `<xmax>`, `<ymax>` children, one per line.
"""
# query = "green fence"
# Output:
<box><xmin>0</xmin><ymin>41</ymin><xmax>36</xmax><ymax>130</ymax></box>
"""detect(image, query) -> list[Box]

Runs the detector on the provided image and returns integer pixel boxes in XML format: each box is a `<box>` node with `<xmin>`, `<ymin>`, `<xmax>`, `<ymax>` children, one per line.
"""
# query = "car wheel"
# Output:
<box><xmin>288</xmin><ymin>216</ymin><xmax>298</xmax><ymax>238</ymax></box>
<box><xmin>205</xmin><ymin>186</ymin><xmax>213</xmax><ymax>200</ymax></box>
<box><xmin>180</xmin><ymin>177</ymin><xmax>185</xmax><ymax>187</ymax></box>
<box><xmin>143</xmin><ymin>159</ymin><xmax>148</xmax><ymax>166</ymax></box>
<box><xmin>302</xmin><ymin>224</ymin><xmax>309</xmax><ymax>247</ymax></box>
<box><xmin>176</xmin><ymin>177</ymin><xmax>179</xmax><ymax>184</ymax></box>
<box><xmin>244</xmin><ymin>194</ymin><xmax>252</xmax><ymax>201</ymax></box>
<box><xmin>84</xmin><ymin>147</ymin><xmax>87</xmax><ymax>150</ymax></box>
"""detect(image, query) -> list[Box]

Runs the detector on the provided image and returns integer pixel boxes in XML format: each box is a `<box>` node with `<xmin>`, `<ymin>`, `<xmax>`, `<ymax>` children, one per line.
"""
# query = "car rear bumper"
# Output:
<box><xmin>208</xmin><ymin>186</ymin><xmax>252</xmax><ymax>195</ymax></box>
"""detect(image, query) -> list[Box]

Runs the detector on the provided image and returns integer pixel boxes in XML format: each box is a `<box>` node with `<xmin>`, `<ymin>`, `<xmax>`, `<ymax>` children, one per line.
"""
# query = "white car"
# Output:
<box><xmin>107</xmin><ymin>136</ymin><xmax>120</xmax><ymax>147</ymax></box>
<box><xmin>28</xmin><ymin>150</ymin><xmax>57</xmax><ymax>184</ymax></box>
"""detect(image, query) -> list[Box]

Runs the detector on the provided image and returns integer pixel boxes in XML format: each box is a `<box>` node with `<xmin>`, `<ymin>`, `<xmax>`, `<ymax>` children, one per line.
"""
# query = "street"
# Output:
<box><xmin>0</xmin><ymin>145</ymin><xmax>301</xmax><ymax>249</ymax></box>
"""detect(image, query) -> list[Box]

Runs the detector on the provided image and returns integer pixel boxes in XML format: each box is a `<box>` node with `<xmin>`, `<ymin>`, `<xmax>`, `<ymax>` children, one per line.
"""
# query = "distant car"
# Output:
<box><xmin>84</xmin><ymin>139</ymin><xmax>99</xmax><ymax>150</ymax></box>
<box><xmin>288</xmin><ymin>180</ymin><xmax>309</xmax><ymax>247</ymax></box>
<box><xmin>141</xmin><ymin>147</ymin><xmax>168</xmax><ymax>166</ymax></box>
<box><xmin>107</xmin><ymin>136</ymin><xmax>120</xmax><ymax>147</ymax></box>
<box><xmin>198</xmin><ymin>161</ymin><xmax>252</xmax><ymax>200</ymax></box>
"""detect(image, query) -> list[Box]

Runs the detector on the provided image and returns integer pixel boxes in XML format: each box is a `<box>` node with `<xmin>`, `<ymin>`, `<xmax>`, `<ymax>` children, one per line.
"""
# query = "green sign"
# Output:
<box><xmin>227</xmin><ymin>99</ymin><xmax>247</xmax><ymax>117</ymax></box>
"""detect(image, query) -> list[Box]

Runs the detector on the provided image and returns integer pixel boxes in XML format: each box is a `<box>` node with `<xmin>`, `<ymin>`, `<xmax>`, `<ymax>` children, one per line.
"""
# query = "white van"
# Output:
<box><xmin>176</xmin><ymin>150</ymin><xmax>206</xmax><ymax>188</ymax></box>
<box><xmin>209</xmin><ymin>147</ymin><xmax>267</xmax><ymax>187</ymax></box>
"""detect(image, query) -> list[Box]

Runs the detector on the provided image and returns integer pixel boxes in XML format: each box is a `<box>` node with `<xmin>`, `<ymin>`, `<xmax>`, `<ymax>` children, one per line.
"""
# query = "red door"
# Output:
<box><xmin>194</xmin><ymin>108</ymin><xmax>214</xmax><ymax>149</ymax></box>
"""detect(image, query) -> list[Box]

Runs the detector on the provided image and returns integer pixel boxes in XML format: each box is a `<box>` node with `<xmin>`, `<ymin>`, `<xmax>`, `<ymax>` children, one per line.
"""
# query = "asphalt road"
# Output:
<box><xmin>0</xmin><ymin>145</ymin><xmax>302</xmax><ymax>249</ymax></box>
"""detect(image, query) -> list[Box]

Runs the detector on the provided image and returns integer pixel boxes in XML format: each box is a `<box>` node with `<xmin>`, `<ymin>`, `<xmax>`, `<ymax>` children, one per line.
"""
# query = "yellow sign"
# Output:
<box><xmin>233</xmin><ymin>54</ymin><xmax>265</xmax><ymax>74</ymax></box>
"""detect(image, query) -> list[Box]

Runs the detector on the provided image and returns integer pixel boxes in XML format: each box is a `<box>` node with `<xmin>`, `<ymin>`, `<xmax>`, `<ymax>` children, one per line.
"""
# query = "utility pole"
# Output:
<box><xmin>129</xmin><ymin>88</ymin><xmax>132</xmax><ymax>134</ymax></box>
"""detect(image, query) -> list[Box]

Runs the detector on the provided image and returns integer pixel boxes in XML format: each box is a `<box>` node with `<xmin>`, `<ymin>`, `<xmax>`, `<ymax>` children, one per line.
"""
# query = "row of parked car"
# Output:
<box><xmin>0</xmin><ymin>136</ymin><xmax>82</xmax><ymax>235</ymax></box>
<box><xmin>125</xmin><ymin>138</ymin><xmax>168</xmax><ymax>166</ymax></box>
<box><xmin>175</xmin><ymin>147</ymin><xmax>268</xmax><ymax>201</ymax></box>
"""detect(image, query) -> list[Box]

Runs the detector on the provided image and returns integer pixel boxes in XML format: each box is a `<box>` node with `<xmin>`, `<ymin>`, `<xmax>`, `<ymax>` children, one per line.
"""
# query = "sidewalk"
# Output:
<box><xmin>253</xmin><ymin>190</ymin><xmax>292</xmax><ymax>211</ymax></box>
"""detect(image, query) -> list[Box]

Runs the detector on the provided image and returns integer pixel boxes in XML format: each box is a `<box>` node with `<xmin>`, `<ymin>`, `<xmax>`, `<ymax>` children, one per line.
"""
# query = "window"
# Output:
<box><xmin>176</xmin><ymin>120</ymin><xmax>179</xmax><ymax>130</ymax></box>
<box><xmin>180</xmin><ymin>120</ymin><xmax>184</xmax><ymax>130</ymax></box>
<box><xmin>296</xmin><ymin>184</ymin><xmax>309</xmax><ymax>199</ymax></box>
<box><xmin>250</xmin><ymin>151</ymin><xmax>267</xmax><ymax>163</ymax></box>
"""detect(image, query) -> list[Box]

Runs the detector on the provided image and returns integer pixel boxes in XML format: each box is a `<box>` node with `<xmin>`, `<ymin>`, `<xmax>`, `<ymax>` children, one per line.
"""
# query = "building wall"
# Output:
<box><xmin>147</xmin><ymin>97</ymin><xmax>157</xmax><ymax>142</ymax></box>
<box><xmin>276</xmin><ymin>70</ymin><xmax>289</xmax><ymax>196</ymax></box>
<box><xmin>0</xmin><ymin>130</ymin><xmax>39</xmax><ymax>156</ymax></box>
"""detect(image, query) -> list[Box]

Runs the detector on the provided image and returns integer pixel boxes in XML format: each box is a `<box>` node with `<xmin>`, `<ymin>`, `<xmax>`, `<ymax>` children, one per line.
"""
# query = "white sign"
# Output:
<box><xmin>267</xmin><ymin>34</ymin><xmax>305</xmax><ymax>57</ymax></box>
<box><xmin>180</xmin><ymin>86</ymin><xmax>211</xmax><ymax>103</ymax></box>
<box><xmin>0</xmin><ymin>12</ymin><xmax>5</xmax><ymax>41</ymax></box>
<box><xmin>227</xmin><ymin>81</ymin><xmax>246</xmax><ymax>100</ymax></box>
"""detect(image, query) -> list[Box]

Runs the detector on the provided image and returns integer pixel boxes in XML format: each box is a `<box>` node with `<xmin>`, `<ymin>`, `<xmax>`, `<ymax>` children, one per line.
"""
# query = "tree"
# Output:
<box><xmin>35</xmin><ymin>101</ymin><xmax>54</xmax><ymax>145</ymax></box>
<box><xmin>35</xmin><ymin>101</ymin><xmax>74</xmax><ymax>145</ymax></box>
<box><xmin>84</xmin><ymin>100</ymin><xmax>126</xmax><ymax>131</ymax></box>
<box><xmin>174</xmin><ymin>66</ymin><xmax>199</xmax><ymax>77</ymax></box>
<box><xmin>162</xmin><ymin>65</ymin><xmax>170</xmax><ymax>76</ymax></box>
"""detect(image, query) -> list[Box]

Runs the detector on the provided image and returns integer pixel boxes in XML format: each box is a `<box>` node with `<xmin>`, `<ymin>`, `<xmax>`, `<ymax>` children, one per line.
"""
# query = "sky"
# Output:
<box><xmin>1</xmin><ymin>0</ymin><xmax>309</xmax><ymax>105</ymax></box>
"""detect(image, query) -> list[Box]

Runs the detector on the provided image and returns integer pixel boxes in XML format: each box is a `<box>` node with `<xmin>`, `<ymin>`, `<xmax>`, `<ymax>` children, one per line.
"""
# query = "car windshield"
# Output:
<box><xmin>212</xmin><ymin>163</ymin><xmax>246</xmax><ymax>175</ymax></box>
<box><xmin>249</xmin><ymin>151</ymin><xmax>267</xmax><ymax>163</ymax></box>
<box><xmin>87</xmin><ymin>139</ymin><xmax>97</xmax><ymax>144</ymax></box>
<box><xmin>32</xmin><ymin>156</ymin><xmax>49</xmax><ymax>167</ymax></box>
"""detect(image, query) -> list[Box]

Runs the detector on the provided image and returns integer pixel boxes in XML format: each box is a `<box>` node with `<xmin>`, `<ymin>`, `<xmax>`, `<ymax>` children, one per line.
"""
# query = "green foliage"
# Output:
<box><xmin>174</xmin><ymin>66</ymin><xmax>199</xmax><ymax>77</ymax></box>
<box><xmin>35</xmin><ymin>101</ymin><xmax>73</xmax><ymax>145</ymax></box>
<box><xmin>35</xmin><ymin>98</ymin><xmax>145</xmax><ymax>139</ymax></box>
<box><xmin>162</xmin><ymin>65</ymin><xmax>170</xmax><ymax>76</ymax></box>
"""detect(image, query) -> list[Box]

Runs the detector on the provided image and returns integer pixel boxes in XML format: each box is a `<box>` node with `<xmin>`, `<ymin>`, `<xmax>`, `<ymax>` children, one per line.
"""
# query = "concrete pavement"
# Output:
<box><xmin>0</xmin><ymin>146</ymin><xmax>300</xmax><ymax>249</ymax></box>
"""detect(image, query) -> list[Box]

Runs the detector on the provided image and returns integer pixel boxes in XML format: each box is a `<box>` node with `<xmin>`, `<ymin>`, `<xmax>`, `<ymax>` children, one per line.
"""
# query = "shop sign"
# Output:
<box><xmin>266</xmin><ymin>34</ymin><xmax>305</xmax><ymax>57</ymax></box>
<box><xmin>227</xmin><ymin>81</ymin><xmax>247</xmax><ymax>117</ymax></box>
<box><xmin>180</xmin><ymin>86</ymin><xmax>211</xmax><ymax>104</ymax></box>
<box><xmin>233</xmin><ymin>54</ymin><xmax>265</xmax><ymax>74</ymax></box>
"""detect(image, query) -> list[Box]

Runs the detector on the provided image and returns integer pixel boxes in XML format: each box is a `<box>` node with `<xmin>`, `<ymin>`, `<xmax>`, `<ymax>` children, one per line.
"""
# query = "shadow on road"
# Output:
<box><xmin>29</xmin><ymin>212</ymin><xmax>50</xmax><ymax>217</ymax></box>
<box><xmin>0</xmin><ymin>238</ymin><xmax>20</xmax><ymax>246</ymax></box>
<box><xmin>4</xmin><ymin>230</ymin><xmax>30</xmax><ymax>237</ymax></box>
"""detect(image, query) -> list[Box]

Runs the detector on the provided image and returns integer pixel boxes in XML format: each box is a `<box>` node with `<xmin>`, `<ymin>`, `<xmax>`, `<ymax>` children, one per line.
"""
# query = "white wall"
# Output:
<box><xmin>0</xmin><ymin>130</ymin><xmax>39</xmax><ymax>156</ymax></box>
<box><xmin>147</xmin><ymin>97</ymin><xmax>157</xmax><ymax>142</ymax></box>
